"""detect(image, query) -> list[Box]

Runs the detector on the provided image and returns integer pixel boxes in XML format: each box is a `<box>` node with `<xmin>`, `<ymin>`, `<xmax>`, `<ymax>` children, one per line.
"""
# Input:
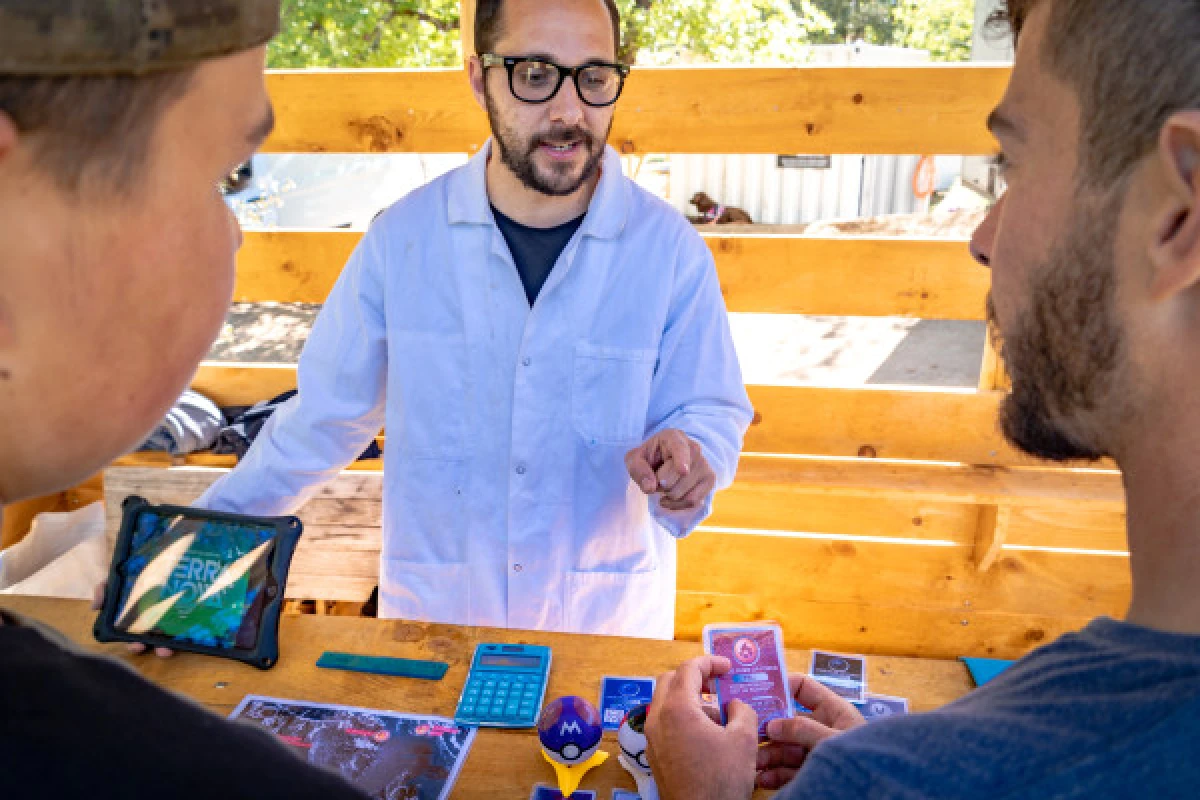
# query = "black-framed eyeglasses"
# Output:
<box><xmin>480</xmin><ymin>54</ymin><xmax>630</xmax><ymax>108</ymax></box>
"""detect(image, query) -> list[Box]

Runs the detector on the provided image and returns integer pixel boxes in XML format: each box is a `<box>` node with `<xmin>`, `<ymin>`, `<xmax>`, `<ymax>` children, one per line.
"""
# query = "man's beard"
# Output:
<box><xmin>991</xmin><ymin>190</ymin><xmax>1132</xmax><ymax>463</ymax></box>
<box><xmin>485</xmin><ymin>89</ymin><xmax>610</xmax><ymax>197</ymax></box>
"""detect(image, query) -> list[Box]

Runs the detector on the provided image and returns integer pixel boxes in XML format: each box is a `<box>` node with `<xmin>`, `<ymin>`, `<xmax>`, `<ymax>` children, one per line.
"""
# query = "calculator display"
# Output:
<box><xmin>480</xmin><ymin>654</ymin><xmax>542</xmax><ymax>669</ymax></box>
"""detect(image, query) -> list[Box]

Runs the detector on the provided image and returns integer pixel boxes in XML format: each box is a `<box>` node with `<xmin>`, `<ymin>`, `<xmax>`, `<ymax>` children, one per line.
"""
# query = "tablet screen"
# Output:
<box><xmin>111</xmin><ymin>508</ymin><xmax>277</xmax><ymax>651</ymax></box>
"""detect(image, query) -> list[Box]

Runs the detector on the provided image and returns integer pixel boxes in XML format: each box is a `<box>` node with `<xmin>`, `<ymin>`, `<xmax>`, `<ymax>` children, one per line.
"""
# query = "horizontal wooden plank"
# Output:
<box><xmin>263</xmin><ymin>66</ymin><xmax>1009</xmax><ymax>155</ymax></box>
<box><xmin>710</xmin><ymin>235</ymin><xmax>987</xmax><ymax>319</ymax></box>
<box><xmin>190</xmin><ymin>363</ymin><xmax>298</xmax><ymax>408</ymax></box>
<box><xmin>679</xmin><ymin>531</ymin><xmax>1130</xmax><ymax>619</ymax></box>
<box><xmin>188</xmin><ymin>366</ymin><xmax>1033</xmax><ymax>465</ymax></box>
<box><xmin>1006</xmin><ymin>505</ymin><xmax>1128</xmax><ymax>553</ymax></box>
<box><xmin>138</xmin><ymin>368</ymin><xmax>1126</xmax><ymax>472</ymax></box>
<box><xmin>676</xmin><ymin>592</ymin><xmax>1097</xmax><ymax>662</ymax></box>
<box><xmin>746</xmin><ymin>385</ymin><xmax>1027</xmax><ymax>465</ymax></box>
<box><xmin>677</xmin><ymin>532</ymin><xmax>1130</xmax><ymax>660</ymax></box>
<box><xmin>710</xmin><ymin>489</ymin><xmax>979</xmax><ymax>543</ymax></box>
<box><xmin>235</xmin><ymin>231</ymin><xmax>990</xmax><ymax>320</ymax></box>
<box><xmin>731</xmin><ymin>455</ymin><xmax>1124</xmax><ymax>511</ymax></box>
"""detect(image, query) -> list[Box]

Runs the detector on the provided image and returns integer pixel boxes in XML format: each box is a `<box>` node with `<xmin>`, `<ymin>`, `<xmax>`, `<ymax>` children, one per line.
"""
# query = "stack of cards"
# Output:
<box><xmin>809</xmin><ymin>650</ymin><xmax>867</xmax><ymax>703</ymax></box>
<box><xmin>703</xmin><ymin>623</ymin><xmax>794</xmax><ymax>739</ymax></box>
<box><xmin>599</xmin><ymin>676</ymin><xmax>656</xmax><ymax>731</ymax></box>
<box><xmin>853</xmin><ymin>694</ymin><xmax>910</xmax><ymax>720</ymax></box>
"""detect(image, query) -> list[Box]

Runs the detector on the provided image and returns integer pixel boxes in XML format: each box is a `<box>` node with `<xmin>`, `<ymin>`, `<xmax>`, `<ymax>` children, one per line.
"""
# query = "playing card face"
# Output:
<box><xmin>599</xmin><ymin>677</ymin><xmax>656</xmax><ymax>731</ymax></box>
<box><xmin>854</xmin><ymin>693</ymin><xmax>909</xmax><ymax>721</ymax></box>
<box><xmin>530</xmin><ymin>788</ymin><xmax>596</xmax><ymax>800</ymax></box>
<box><xmin>809</xmin><ymin>650</ymin><xmax>867</xmax><ymax>703</ymax></box>
<box><xmin>703</xmin><ymin>624</ymin><xmax>794</xmax><ymax>739</ymax></box>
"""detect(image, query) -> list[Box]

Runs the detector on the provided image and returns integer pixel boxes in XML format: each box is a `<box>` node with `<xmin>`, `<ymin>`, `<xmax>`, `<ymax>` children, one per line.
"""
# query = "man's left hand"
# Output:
<box><xmin>626</xmin><ymin>429</ymin><xmax>715</xmax><ymax>512</ymax></box>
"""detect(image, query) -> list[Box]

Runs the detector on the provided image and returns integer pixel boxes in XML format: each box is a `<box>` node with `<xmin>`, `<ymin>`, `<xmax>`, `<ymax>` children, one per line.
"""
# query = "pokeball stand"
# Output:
<box><xmin>540</xmin><ymin>747</ymin><xmax>609</xmax><ymax>798</ymax></box>
<box><xmin>617</xmin><ymin>752</ymin><xmax>659</xmax><ymax>800</ymax></box>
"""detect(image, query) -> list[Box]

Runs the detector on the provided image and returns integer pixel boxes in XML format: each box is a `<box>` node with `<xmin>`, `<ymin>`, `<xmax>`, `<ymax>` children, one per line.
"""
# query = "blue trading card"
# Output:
<box><xmin>612</xmin><ymin>791</ymin><xmax>642</xmax><ymax>800</ymax></box>
<box><xmin>853</xmin><ymin>694</ymin><xmax>910</xmax><ymax>721</ymax></box>
<box><xmin>530</xmin><ymin>787</ymin><xmax>596</xmax><ymax>800</ymax></box>
<box><xmin>599</xmin><ymin>676</ymin><xmax>656</xmax><ymax>731</ymax></box>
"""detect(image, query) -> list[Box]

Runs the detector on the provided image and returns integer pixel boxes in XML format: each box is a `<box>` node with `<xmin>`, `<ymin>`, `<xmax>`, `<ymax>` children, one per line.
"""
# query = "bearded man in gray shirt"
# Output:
<box><xmin>644</xmin><ymin>1</ymin><xmax>1200</xmax><ymax>797</ymax></box>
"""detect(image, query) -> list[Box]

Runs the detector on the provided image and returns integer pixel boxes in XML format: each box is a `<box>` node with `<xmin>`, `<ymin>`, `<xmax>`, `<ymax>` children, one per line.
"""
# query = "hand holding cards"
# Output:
<box><xmin>702</xmin><ymin>623</ymin><xmax>794</xmax><ymax>739</ymax></box>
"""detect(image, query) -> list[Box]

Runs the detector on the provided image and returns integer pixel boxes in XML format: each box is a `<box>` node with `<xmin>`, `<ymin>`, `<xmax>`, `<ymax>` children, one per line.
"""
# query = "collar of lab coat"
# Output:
<box><xmin>447</xmin><ymin>139</ymin><xmax>630</xmax><ymax>240</ymax></box>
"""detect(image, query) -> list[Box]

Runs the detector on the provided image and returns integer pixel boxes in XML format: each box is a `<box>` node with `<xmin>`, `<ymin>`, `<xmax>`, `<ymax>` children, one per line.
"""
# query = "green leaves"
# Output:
<box><xmin>268</xmin><ymin>0</ymin><xmax>463</xmax><ymax>68</ymax></box>
<box><xmin>265</xmin><ymin>0</ymin><xmax>974</xmax><ymax>69</ymax></box>
<box><xmin>893</xmin><ymin>0</ymin><xmax>974</xmax><ymax>62</ymax></box>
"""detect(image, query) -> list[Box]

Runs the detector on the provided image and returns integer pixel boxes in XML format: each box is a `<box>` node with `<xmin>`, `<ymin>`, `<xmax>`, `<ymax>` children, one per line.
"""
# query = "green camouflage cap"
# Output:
<box><xmin>0</xmin><ymin>0</ymin><xmax>281</xmax><ymax>76</ymax></box>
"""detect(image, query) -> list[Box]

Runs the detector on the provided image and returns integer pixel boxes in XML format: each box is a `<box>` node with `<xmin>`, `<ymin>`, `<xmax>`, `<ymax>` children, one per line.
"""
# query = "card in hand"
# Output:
<box><xmin>599</xmin><ymin>676</ymin><xmax>656</xmax><ymax>731</ymax></box>
<box><xmin>530</xmin><ymin>787</ymin><xmax>596</xmax><ymax>800</ymax></box>
<box><xmin>809</xmin><ymin>650</ymin><xmax>867</xmax><ymax>703</ymax></box>
<box><xmin>854</xmin><ymin>693</ymin><xmax>909</xmax><ymax>720</ymax></box>
<box><xmin>703</xmin><ymin>623</ymin><xmax>794</xmax><ymax>739</ymax></box>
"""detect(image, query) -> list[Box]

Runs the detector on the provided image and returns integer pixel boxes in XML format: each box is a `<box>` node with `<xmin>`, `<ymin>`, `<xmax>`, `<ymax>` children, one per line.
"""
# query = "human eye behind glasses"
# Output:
<box><xmin>517</xmin><ymin>61</ymin><xmax>557</xmax><ymax>88</ymax></box>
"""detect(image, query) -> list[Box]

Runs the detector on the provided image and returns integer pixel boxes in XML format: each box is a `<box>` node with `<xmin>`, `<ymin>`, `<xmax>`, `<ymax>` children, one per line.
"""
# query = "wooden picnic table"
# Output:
<box><xmin>3</xmin><ymin>596</ymin><xmax>975</xmax><ymax>797</ymax></box>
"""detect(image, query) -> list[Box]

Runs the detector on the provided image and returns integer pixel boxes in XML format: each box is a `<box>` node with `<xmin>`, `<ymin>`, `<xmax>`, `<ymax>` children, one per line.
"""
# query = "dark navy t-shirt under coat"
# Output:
<box><xmin>491</xmin><ymin>205</ymin><xmax>586</xmax><ymax>307</ymax></box>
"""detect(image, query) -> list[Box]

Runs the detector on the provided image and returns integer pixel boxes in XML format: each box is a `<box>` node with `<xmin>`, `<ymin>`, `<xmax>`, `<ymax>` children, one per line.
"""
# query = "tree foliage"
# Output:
<box><xmin>892</xmin><ymin>0</ymin><xmax>974</xmax><ymax>62</ymax></box>
<box><xmin>266</xmin><ymin>0</ymin><xmax>975</xmax><ymax>69</ymax></box>
<box><xmin>268</xmin><ymin>0</ymin><xmax>462</xmax><ymax>68</ymax></box>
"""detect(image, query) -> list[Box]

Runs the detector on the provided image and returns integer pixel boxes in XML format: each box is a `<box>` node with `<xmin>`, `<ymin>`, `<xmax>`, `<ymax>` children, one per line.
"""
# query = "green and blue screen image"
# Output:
<box><xmin>113</xmin><ymin>511</ymin><xmax>276</xmax><ymax>650</ymax></box>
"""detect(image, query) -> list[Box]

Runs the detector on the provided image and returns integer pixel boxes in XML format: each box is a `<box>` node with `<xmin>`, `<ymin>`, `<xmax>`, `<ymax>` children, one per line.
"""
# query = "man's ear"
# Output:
<box><xmin>467</xmin><ymin>55</ymin><xmax>488</xmax><ymax>112</ymax></box>
<box><xmin>1148</xmin><ymin>111</ymin><xmax>1200</xmax><ymax>302</ymax></box>
<box><xmin>0</xmin><ymin>111</ymin><xmax>18</xmax><ymax>163</ymax></box>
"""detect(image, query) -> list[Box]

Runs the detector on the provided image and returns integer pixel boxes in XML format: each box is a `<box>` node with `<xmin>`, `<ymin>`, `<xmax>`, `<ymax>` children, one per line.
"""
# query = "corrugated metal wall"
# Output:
<box><xmin>668</xmin><ymin>153</ymin><xmax>929</xmax><ymax>225</ymax></box>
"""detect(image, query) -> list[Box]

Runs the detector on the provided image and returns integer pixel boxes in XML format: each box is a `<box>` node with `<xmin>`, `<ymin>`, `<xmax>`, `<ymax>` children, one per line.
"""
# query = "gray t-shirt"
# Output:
<box><xmin>782</xmin><ymin>618</ymin><xmax>1200</xmax><ymax>799</ymax></box>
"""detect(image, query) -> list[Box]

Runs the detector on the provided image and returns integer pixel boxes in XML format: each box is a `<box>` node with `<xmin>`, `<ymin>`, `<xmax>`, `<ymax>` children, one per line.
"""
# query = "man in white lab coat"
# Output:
<box><xmin>199</xmin><ymin>0</ymin><xmax>753</xmax><ymax>638</ymax></box>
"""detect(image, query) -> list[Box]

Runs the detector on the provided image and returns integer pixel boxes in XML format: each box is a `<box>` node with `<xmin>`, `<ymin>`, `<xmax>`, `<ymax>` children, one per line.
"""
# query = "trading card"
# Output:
<box><xmin>854</xmin><ymin>693</ymin><xmax>909</xmax><ymax>721</ymax></box>
<box><xmin>530</xmin><ymin>787</ymin><xmax>596</xmax><ymax>800</ymax></box>
<box><xmin>612</xmin><ymin>791</ymin><xmax>641</xmax><ymax>800</ymax></box>
<box><xmin>703</xmin><ymin>623</ymin><xmax>794</xmax><ymax>739</ymax></box>
<box><xmin>600</xmin><ymin>676</ymin><xmax>656</xmax><ymax>731</ymax></box>
<box><xmin>809</xmin><ymin>650</ymin><xmax>867</xmax><ymax>703</ymax></box>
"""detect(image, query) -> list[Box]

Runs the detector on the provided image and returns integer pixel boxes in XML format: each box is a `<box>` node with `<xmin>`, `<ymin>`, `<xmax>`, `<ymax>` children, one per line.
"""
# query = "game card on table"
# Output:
<box><xmin>530</xmin><ymin>786</ymin><xmax>596</xmax><ymax>800</ymax></box>
<box><xmin>809</xmin><ymin>650</ymin><xmax>867</xmax><ymax>703</ymax></box>
<box><xmin>599</xmin><ymin>676</ymin><xmax>656</xmax><ymax>731</ymax></box>
<box><xmin>702</xmin><ymin>623</ymin><xmax>794</xmax><ymax>739</ymax></box>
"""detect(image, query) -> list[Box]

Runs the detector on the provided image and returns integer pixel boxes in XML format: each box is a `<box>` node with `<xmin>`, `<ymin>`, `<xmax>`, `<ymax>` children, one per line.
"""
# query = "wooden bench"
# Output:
<box><xmin>17</xmin><ymin>65</ymin><xmax>1129</xmax><ymax>662</ymax></box>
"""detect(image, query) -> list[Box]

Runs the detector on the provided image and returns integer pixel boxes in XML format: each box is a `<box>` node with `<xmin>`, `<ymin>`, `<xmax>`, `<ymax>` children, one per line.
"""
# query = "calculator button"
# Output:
<box><xmin>484</xmin><ymin>679</ymin><xmax>496</xmax><ymax>687</ymax></box>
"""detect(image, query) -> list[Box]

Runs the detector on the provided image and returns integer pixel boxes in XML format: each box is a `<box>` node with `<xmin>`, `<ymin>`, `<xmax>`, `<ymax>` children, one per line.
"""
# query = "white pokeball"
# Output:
<box><xmin>617</xmin><ymin>704</ymin><xmax>651</xmax><ymax>775</ymax></box>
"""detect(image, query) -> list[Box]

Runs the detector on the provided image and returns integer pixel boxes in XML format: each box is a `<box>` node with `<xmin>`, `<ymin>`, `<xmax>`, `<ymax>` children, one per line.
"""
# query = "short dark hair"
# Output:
<box><xmin>993</xmin><ymin>0</ymin><xmax>1200</xmax><ymax>190</ymax></box>
<box><xmin>0</xmin><ymin>70</ymin><xmax>193</xmax><ymax>193</ymax></box>
<box><xmin>475</xmin><ymin>0</ymin><xmax>622</xmax><ymax>60</ymax></box>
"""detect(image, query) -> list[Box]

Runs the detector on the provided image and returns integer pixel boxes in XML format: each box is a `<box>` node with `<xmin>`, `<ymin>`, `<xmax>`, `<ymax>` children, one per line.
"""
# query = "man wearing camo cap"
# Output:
<box><xmin>0</xmin><ymin>2</ymin><xmax>366</xmax><ymax>795</ymax></box>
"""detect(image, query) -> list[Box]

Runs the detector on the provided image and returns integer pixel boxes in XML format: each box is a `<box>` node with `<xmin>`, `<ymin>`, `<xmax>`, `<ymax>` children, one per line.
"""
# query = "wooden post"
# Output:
<box><xmin>973</xmin><ymin>504</ymin><xmax>1011</xmax><ymax>572</ymax></box>
<box><xmin>460</xmin><ymin>0</ymin><xmax>477</xmax><ymax>60</ymax></box>
<box><xmin>978</xmin><ymin>333</ymin><xmax>1011</xmax><ymax>392</ymax></box>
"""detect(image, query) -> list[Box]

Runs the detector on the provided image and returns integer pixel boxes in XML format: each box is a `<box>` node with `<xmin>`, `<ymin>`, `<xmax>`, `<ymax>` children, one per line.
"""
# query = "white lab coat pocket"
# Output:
<box><xmin>564</xmin><ymin>569</ymin><xmax>673</xmax><ymax>639</ymax></box>
<box><xmin>571</xmin><ymin>343</ymin><xmax>656</xmax><ymax>446</ymax></box>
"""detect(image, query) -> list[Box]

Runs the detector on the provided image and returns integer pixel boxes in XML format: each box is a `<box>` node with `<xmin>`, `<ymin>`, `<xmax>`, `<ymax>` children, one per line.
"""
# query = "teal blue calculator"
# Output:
<box><xmin>454</xmin><ymin>643</ymin><xmax>551</xmax><ymax>728</ymax></box>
